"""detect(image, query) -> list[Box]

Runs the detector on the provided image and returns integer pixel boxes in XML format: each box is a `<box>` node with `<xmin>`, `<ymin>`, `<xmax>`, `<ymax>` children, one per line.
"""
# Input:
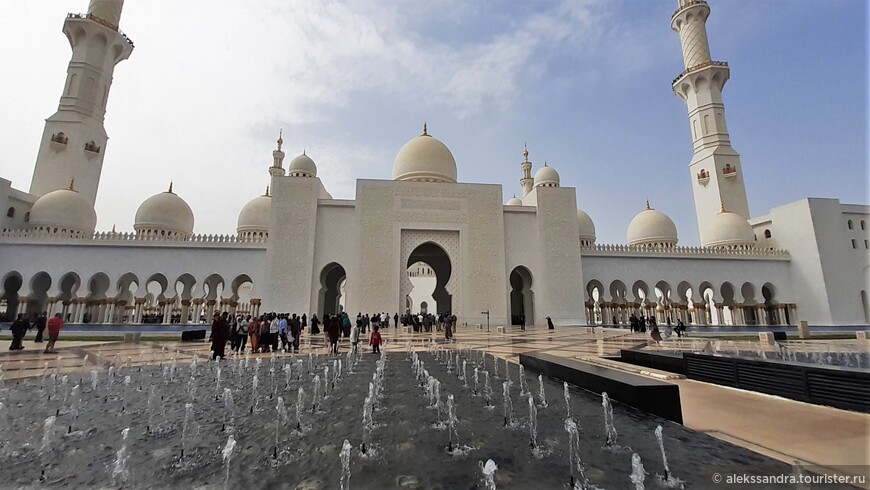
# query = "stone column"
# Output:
<box><xmin>105</xmin><ymin>299</ymin><xmax>116</xmax><ymax>324</ymax></box>
<box><xmin>206</xmin><ymin>300</ymin><xmax>216</xmax><ymax>324</ymax></box>
<box><xmin>180</xmin><ymin>299</ymin><xmax>191</xmax><ymax>325</ymax></box>
<box><xmin>191</xmin><ymin>299</ymin><xmax>203</xmax><ymax>323</ymax></box>
<box><xmin>714</xmin><ymin>304</ymin><xmax>725</xmax><ymax>325</ymax></box>
<box><xmin>75</xmin><ymin>300</ymin><xmax>86</xmax><ymax>323</ymax></box>
<box><xmin>251</xmin><ymin>299</ymin><xmax>261</xmax><ymax>318</ymax></box>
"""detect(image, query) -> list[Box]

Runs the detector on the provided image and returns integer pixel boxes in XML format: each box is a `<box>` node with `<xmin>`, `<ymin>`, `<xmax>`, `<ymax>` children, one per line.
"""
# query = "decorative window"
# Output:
<box><xmin>764</xmin><ymin>229</ymin><xmax>771</xmax><ymax>239</ymax></box>
<box><xmin>24</xmin><ymin>212</ymin><xmax>30</xmax><ymax>222</ymax></box>
<box><xmin>862</xmin><ymin>220</ymin><xmax>866</xmax><ymax>231</ymax></box>
<box><xmin>722</xmin><ymin>163</ymin><xmax>738</xmax><ymax>176</ymax></box>
<box><xmin>848</xmin><ymin>220</ymin><xmax>853</xmax><ymax>230</ymax></box>
<box><xmin>50</xmin><ymin>132</ymin><xmax>69</xmax><ymax>144</ymax></box>
<box><xmin>851</xmin><ymin>239</ymin><xmax>857</xmax><ymax>249</ymax></box>
<box><xmin>84</xmin><ymin>140</ymin><xmax>101</xmax><ymax>153</ymax></box>
<box><xmin>6</xmin><ymin>207</ymin><xmax>14</xmax><ymax>218</ymax></box>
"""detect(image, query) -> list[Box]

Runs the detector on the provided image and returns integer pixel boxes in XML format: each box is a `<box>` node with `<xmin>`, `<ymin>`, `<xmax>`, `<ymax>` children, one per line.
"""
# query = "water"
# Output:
<box><xmin>654</xmin><ymin>425</ymin><xmax>684</xmax><ymax>487</ymax></box>
<box><xmin>221</xmin><ymin>435</ymin><xmax>236</xmax><ymax>488</ymax></box>
<box><xmin>564</xmin><ymin>418</ymin><xmax>584</xmax><ymax>488</ymax></box>
<box><xmin>480</xmin><ymin>458</ymin><xmax>498</xmax><ymax>489</ymax></box>
<box><xmin>518</xmin><ymin>365</ymin><xmax>528</xmax><ymax>396</ymax></box>
<box><xmin>340</xmin><ymin>439</ymin><xmax>352</xmax><ymax>490</ymax></box>
<box><xmin>181</xmin><ymin>403</ymin><xmax>198</xmax><ymax>458</ymax></box>
<box><xmin>447</xmin><ymin>394</ymin><xmax>457</xmax><ymax>451</ymax></box>
<box><xmin>223</xmin><ymin>388</ymin><xmax>235</xmax><ymax>431</ymax></box>
<box><xmin>323</xmin><ymin>366</ymin><xmax>330</xmax><ymax>398</ymax></box>
<box><xmin>473</xmin><ymin>367</ymin><xmax>480</xmax><ymax>395</ymax></box>
<box><xmin>502</xmin><ymin>381</ymin><xmax>517</xmax><ymax>427</ymax></box>
<box><xmin>111</xmin><ymin>427</ymin><xmax>131</xmax><ymax>485</ymax></box>
<box><xmin>90</xmin><ymin>370</ymin><xmax>98</xmax><ymax>392</ymax></box>
<box><xmin>461</xmin><ymin>361</ymin><xmax>468</xmax><ymax>388</ymax></box>
<box><xmin>312</xmin><ymin>375</ymin><xmax>321</xmax><ymax>411</ymax></box>
<box><xmin>564</xmin><ymin>382</ymin><xmax>571</xmax><ymax>420</ymax></box>
<box><xmin>361</xmin><ymin>394</ymin><xmax>373</xmax><ymax>453</ymax></box>
<box><xmin>275</xmin><ymin>396</ymin><xmax>288</xmax><ymax>457</ymax></box>
<box><xmin>528</xmin><ymin>395</ymin><xmax>538</xmax><ymax>450</ymax></box>
<box><xmin>483</xmin><ymin>371</ymin><xmax>493</xmax><ymax>406</ymax></box>
<box><xmin>40</xmin><ymin>415</ymin><xmax>56</xmax><ymax>456</ymax></box>
<box><xmin>630</xmin><ymin>453</ymin><xmax>646</xmax><ymax>489</ymax></box>
<box><xmin>295</xmin><ymin>387</ymin><xmax>306</xmax><ymax>430</ymax></box>
<box><xmin>252</xmin><ymin>374</ymin><xmax>260</xmax><ymax>412</ymax></box>
<box><xmin>537</xmin><ymin>374</ymin><xmax>548</xmax><ymax>408</ymax></box>
<box><xmin>602</xmin><ymin>392</ymin><xmax>617</xmax><ymax>447</ymax></box>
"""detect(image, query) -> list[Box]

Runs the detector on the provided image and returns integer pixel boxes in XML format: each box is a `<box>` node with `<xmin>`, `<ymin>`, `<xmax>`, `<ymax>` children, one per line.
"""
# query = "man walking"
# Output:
<box><xmin>34</xmin><ymin>311</ymin><xmax>47</xmax><ymax>343</ymax></box>
<box><xmin>44</xmin><ymin>313</ymin><xmax>64</xmax><ymax>354</ymax></box>
<box><xmin>9</xmin><ymin>313</ymin><xmax>28</xmax><ymax>350</ymax></box>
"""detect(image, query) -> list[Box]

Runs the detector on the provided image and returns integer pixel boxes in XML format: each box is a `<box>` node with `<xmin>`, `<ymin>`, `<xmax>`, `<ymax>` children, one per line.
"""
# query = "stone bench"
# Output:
<box><xmin>857</xmin><ymin>331</ymin><xmax>868</xmax><ymax>341</ymax></box>
<box><xmin>475</xmin><ymin>323</ymin><xmax>483</xmax><ymax>330</ymax></box>
<box><xmin>401</xmin><ymin>326</ymin><xmax>411</xmax><ymax>334</ymax></box>
<box><xmin>496</xmin><ymin>326</ymin><xmax>505</xmax><ymax>333</ymax></box>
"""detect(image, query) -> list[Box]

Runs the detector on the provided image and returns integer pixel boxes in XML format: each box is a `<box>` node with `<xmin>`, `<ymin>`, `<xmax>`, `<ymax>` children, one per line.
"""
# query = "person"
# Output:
<box><xmin>519</xmin><ymin>314</ymin><xmax>526</xmax><ymax>331</ymax></box>
<box><xmin>34</xmin><ymin>311</ymin><xmax>47</xmax><ymax>343</ymax></box>
<box><xmin>675</xmin><ymin>319</ymin><xmax>685</xmax><ymax>338</ymax></box>
<box><xmin>248</xmin><ymin>315</ymin><xmax>260</xmax><ymax>353</ymax></box>
<box><xmin>289</xmin><ymin>314</ymin><xmax>301</xmax><ymax>353</ymax></box>
<box><xmin>350</xmin><ymin>321</ymin><xmax>360</xmax><ymax>356</ymax></box>
<box><xmin>444</xmin><ymin>314</ymin><xmax>453</xmax><ymax>340</ymax></box>
<box><xmin>270</xmin><ymin>313</ymin><xmax>280</xmax><ymax>352</ymax></box>
<box><xmin>301</xmin><ymin>313</ymin><xmax>307</xmax><ymax>333</ymax></box>
<box><xmin>341</xmin><ymin>313</ymin><xmax>352</xmax><ymax>338</ymax></box>
<box><xmin>310</xmin><ymin>314</ymin><xmax>320</xmax><ymax>335</ymax></box>
<box><xmin>327</xmin><ymin>314</ymin><xmax>341</xmax><ymax>354</ymax></box>
<box><xmin>650</xmin><ymin>323</ymin><xmax>662</xmax><ymax>343</ymax></box>
<box><xmin>546</xmin><ymin>316</ymin><xmax>555</xmax><ymax>330</ymax></box>
<box><xmin>44</xmin><ymin>313</ymin><xmax>64</xmax><ymax>354</ymax></box>
<box><xmin>236</xmin><ymin>315</ymin><xmax>248</xmax><ymax>352</ymax></box>
<box><xmin>369</xmin><ymin>325</ymin><xmax>382</xmax><ymax>354</ymax></box>
<box><xmin>10</xmin><ymin>313</ymin><xmax>28</xmax><ymax>350</ymax></box>
<box><xmin>629</xmin><ymin>313</ymin><xmax>639</xmax><ymax>332</ymax></box>
<box><xmin>211</xmin><ymin>311</ymin><xmax>229</xmax><ymax>359</ymax></box>
<box><xmin>278</xmin><ymin>314</ymin><xmax>289</xmax><ymax>352</ymax></box>
<box><xmin>393</xmin><ymin>313</ymin><xmax>399</xmax><ymax>329</ymax></box>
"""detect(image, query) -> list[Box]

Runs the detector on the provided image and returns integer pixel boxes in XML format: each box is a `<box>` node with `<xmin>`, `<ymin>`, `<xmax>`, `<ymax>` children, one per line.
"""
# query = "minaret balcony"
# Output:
<box><xmin>672</xmin><ymin>60</ymin><xmax>728</xmax><ymax>87</ymax></box>
<box><xmin>83</xmin><ymin>141</ymin><xmax>101</xmax><ymax>159</ymax></box>
<box><xmin>697</xmin><ymin>169</ymin><xmax>710</xmax><ymax>186</ymax></box>
<box><xmin>49</xmin><ymin>132</ymin><xmax>69</xmax><ymax>152</ymax></box>
<box><xmin>722</xmin><ymin>164</ymin><xmax>738</xmax><ymax>178</ymax></box>
<box><xmin>672</xmin><ymin>1</ymin><xmax>709</xmax><ymax>21</ymax></box>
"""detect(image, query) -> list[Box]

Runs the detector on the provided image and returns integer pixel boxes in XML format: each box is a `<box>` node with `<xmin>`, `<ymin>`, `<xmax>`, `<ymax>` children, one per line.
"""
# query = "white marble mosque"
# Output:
<box><xmin>1</xmin><ymin>0</ymin><xmax>868</xmax><ymax>328</ymax></box>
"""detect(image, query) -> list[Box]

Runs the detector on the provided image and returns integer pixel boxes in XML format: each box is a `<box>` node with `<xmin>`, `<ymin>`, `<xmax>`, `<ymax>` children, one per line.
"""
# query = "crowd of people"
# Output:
<box><xmin>628</xmin><ymin>313</ymin><xmax>686</xmax><ymax>341</ymax></box>
<box><xmin>6</xmin><ymin>311</ymin><xmax>63</xmax><ymax>353</ymax></box>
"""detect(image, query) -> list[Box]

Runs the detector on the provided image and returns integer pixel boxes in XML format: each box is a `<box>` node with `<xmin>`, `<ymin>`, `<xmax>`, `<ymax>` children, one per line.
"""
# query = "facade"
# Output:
<box><xmin>1</xmin><ymin>0</ymin><xmax>867</xmax><ymax>327</ymax></box>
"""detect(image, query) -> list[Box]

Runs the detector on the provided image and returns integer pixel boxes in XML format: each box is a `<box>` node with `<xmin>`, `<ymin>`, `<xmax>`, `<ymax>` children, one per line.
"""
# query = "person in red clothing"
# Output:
<box><xmin>44</xmin><ymin>313</ymin><xmax>64</xmax><ymax>354</ymax></box>
<box><xmin>369</xmin><ymin>325</ymin><xmax>382</xmax><ymax>354</ymax></box>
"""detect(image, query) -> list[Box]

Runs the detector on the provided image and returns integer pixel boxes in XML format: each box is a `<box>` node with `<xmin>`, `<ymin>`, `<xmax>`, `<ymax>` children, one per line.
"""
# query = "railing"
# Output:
<box><xmin>672</xmin><ymin>60</ymin><xmax>728</xmax><ymax>86</ymax></box>
<box><xmin>672</xmin><ymin>0</ymin><xmax>708</xmax><ymax>20</ymax></box>
<box><xmin>0</xmin><ymin>229</ymin><xmax>267</xmax><ymax>246</ymax></box>
<box><xmin>67</xmin><ymin>13</ymin><xmax>135</xmax><ymax>48</ymax></box>
<box><xmin>581</xmin><ymin>242</ymin><xmax>790</xmax><ymax>259</ymax></box>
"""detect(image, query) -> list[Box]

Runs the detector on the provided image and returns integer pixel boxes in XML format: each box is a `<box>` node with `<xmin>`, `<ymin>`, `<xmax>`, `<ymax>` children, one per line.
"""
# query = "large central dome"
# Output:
<box><xmin>392</xmin><ymin>125</ymin><xmax>457</xmax><ymax>183</ymax></box>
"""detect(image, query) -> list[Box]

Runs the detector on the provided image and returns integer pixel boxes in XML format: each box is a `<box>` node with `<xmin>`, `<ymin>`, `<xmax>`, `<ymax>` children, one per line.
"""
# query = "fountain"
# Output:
<box><xmin>502</xmin><ymin>381</ymin><xmax>517</xmax><ymax>427</ymax></box>
<box><xmin>654</xmin><ymin>425</ymin><xmax>684</xmax><ymax>488</ymax></box>
<box><xmin>251</xmin><ymin>373</ymin><xmax>259</xmax><ymax>412</ymax></box>
<box><xmin>537</xmin><ymin>374</ymin><xmax>548</xmax><ymax>408</ymax></box>
<box><xmin>480</xmin><ymin>459</ymin><xmax>498</xmax><ymax>490</ymax></box>
<box><xmin>461</xmin><ymin>360</ymin><xmax>468</xmax><ymax>388</ymax></box>
<box><xmin>518</xmin><ymin>365</ymin><xmax>529</xmax><ymax>397</ymax></box>
<box><xmin>221</xmin><ymin>435</ymin><xmax>236</xmax><ymax>488</ymax></box>
<box><xmin>340</xmin><ymin>439</ymin><xmax>352</xmax><ymax>490</ymax></box>
<box><xmin>312</xmin><ymin>375</ymin><xmax>321</xmax><ymax>412</ymax></box>
<box><xmin>181</xmin><ymin>403</ymin><xmax>198</xmax><ymax>458</ymax></box>
<box><xmin>323</xmin><ymin>366</ymin><xmax>330</xmax><ymax>398</ymax></box>
<box><xmin>528</xmin><ymin>394</ymin><xmax>538</xmax><ymax>450</ymax></box>
<box><xmin>222</xmin><ymin>388</ymin><xmax>235</xmax><ymax>432</ymax></box>
<box><xmin>483</xmin><ymin>371</ymin><xmax>493</xmax><ymax>407</ymax></box>
<box><xmin>295</xmin><ymin>387</ymin><xmax>306</xmax><ymax>431</ymax></box>
<box><xmin>564</xmin><ymin>382</ymin><xmax>571</xmax><ymax>420</ymax></box>
<box><xmin>473</xmin><ymin>367</ymin><xmax>480</xmax><ymax>395</ymax></box>
<box><xmin>275</xmin><ymin>396</ymin><xmax>288</xmax><ymax>458</ymax></box>
<box><xmin>446</xmin><ymin>393</ymin><xmax>458</xmax><ymax>452</ymax></box>
<box><xmin>564</xmin><ymin>418</ymin><xmax>588</xmax><ymax>489</ymax></box>
<box><xmin>630</xmin><ymin>453</ymin><xmax>647</xmax><ymax>489</ymax></box>
<box><xmin>361</xmin><ymin>394</ymin><xmax>374</xmax><ymax>454</ymax></box>
<box><xmin>111</xmin><ymin>427</ymin><xmax>131</xmax><ymax>485</ymax></box>
<box><xmin>602</xmin><ymin>392</ymin><xmax>617</xmax><ymax>447</ymax></box>
<box><xmin>492</xmin><ymin>354</ymin><xmax>499</xmax><ymax>378</ymax></box>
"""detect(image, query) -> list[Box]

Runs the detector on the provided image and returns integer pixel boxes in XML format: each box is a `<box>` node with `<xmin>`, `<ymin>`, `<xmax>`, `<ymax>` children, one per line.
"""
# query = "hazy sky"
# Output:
<box><xmin>1</xmin><ymin>0</ymin><xmax>867</xmax><ymax>244</ymax></box>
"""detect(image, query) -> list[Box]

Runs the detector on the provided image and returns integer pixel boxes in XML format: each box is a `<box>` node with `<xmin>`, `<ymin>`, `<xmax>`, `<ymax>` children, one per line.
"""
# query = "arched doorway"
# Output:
<box><xmin>510</xmin><ymin>266</ymin><xmax>534</xmax><ymax>325</ymax></box>
<box><xmin>406</xmin><ymin>242</ymin><xmax>452</xmax><ymax>315</ymax></box>
<box><xmin>408</xmin><ymin>261</ymin><xmax>437</xmax><ymax>315</ymax></box>
<box><xmin>318</xmin><ymin>262</ymin><xmax>347</xmax><ymax>316</ymax></box>
<box><xmin>1</xmin><ymin>272</ymin><xmax>23</xmax><ymax>321</ymax></box>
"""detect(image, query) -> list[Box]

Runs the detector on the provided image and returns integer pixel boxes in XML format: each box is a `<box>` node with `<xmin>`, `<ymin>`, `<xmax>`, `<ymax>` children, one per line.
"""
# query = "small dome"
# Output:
<box><xmin>288</xmin><ymin>152</ymin><xmax>317</xmax><ymax>177</ymax></box>
<box><xmin>237</xmin><ymin>191</ymin><xmax>271</xmax><ymax>238</ymax></box>
<box><xmin>627</xmin><ymin>202</ymin><xmax>678</xmax><ymax>247</ymax></box>
<box><xmin>577</xmin><ymin>208</ymin><xmax>596</xmax><ymax>244</ymax></box>
<box><xmin>392</xmin><ymin>125</ymin><xmax>457</xmax><ymax>183</ymax></box>
<box><xmin>704</xmin><ymin>209</ymin><xmax>755</xmax><ymax>248</ymax></box>
<box><xmin>134</xmin><ymin>184</ymin><xmax>194</xmax><ymax>239</ymax></box>
<box><xmin>29</xmin><ymin>185</ymin><xmax>96</xmax><ymax>237</ymax></box>
<box><xmin>506</xmin><ymin>195</ymin><xmax>523</xmax><ymax>206</ymax></box>
<box><xmin>534</xmin><ymin>163</ymin><xmax>560</xmax><ymax>187</ymax></box>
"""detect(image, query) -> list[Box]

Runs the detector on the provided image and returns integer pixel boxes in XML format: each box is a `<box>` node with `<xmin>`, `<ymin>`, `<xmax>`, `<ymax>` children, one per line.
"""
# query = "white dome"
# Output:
<box><xmin>392</xmin><ymin>126</ymin><xmax>457</xmax><ymax>183</ymax></box>
<box><xmin>627</xmin><ymin>202</ymin><xmax>678</xmax><ymax>247</ymax></box>
<box><xmin>506</xmin><ymin>195</ymin><xmax>523</xmax><ymax>206</ymax></box>
<box><xmin>29</xmin><ymin>185</ymin><xmax>96</xmax><ymax>237</ymax></box>
<box><xmin>704</xmin><ymin>210</ymin><xmax>755</xmax><ymax>248</ymax></box>
<box><xmin>577</xmin><ymin>208</ymin><xmax>596</xmax><ymax>244</ymax></box>
<box><xmin>237</xmin><ymin>192</ymin><xmax>271</xmax><ymax>238</ymax></box>
<box><xmin>288</xmin><ymin>152</ymin><xmax>317</xmax><ymax>177</ymax></box>
<box><xmin>134</xmin><ymin>184</ymin><xmax>194</xmax><ymax>238</ymax></box>
<box><xmin>534</xmin><ymin>163</ymin><xmax>560</xmax><ymax>187</ymax></box>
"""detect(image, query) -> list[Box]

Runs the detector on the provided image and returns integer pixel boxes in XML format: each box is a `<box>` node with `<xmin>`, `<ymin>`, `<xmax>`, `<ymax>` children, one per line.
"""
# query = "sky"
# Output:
<box><xmin>0</xmin><ymin>0</ymin><xmax>867</xmax><ymax>245</ymax></box>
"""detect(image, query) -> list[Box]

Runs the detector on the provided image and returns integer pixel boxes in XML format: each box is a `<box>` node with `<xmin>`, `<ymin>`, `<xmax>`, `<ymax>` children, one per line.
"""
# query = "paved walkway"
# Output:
<box><xmin>1</xmin><ymin>324</ymin><xmax>867</xmax><ymax>477</ymax></box>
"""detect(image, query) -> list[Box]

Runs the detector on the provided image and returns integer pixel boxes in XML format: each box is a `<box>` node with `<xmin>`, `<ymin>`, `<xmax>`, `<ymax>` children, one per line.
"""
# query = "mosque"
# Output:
<box><xmin>1</xmin><ymin>0</ymin><xmax>868</xmax><ymax>328</ymax></box>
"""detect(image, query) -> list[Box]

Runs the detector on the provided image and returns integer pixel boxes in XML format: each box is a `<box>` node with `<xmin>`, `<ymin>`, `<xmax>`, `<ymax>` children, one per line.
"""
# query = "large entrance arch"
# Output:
<box><xmin>509</xmin><ymin>266</ymin><xmax>534</xmax><ymax>325</ymax></box>
<box><xmin>405</xmin><ymin>242</ymin><xmax>452</xmax><ymax>314</ymax></box>
<box><xmin>318</xmin><ymin>262</ymin><xmax>347</xmax><ymax>316</ymax></box>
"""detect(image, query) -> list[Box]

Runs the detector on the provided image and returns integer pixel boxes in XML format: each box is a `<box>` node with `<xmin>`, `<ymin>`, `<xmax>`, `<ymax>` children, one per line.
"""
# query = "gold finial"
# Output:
<box><xmin>303</xmin><ymin>148</ymin><xmax>306</xmax><ymax>156</ymax></box>
<box><xmin>523</xmin><ymin>142</ymin><xmax>529</xmax><ymax>162</ymax></box>
<box><xmin>67</xmin><ymin>178</ymin><xmax>75</xmax><ymax>191</ymax></box>
<box><xmin>720</xmin><ymin>202</ymin><xmax>726</xmax><ymax>213</ymax></box>
<box><xmin>422</xmin><ymin>122</ymin><xmax>429</xmax><ymax>136</ymax></box>
<box><xmin>111</xmin><ymin>224</ymin><xmax>116</xmax><ymax>233</ymax></box>
<box><xmin>543</xmin><ymin>161</ymin><xmax>548</xmax><ymax>167</ymax></box>
<box><xmin>645</xmin><ymin>200</ymin><xmax>652</xmax><ymax>210</ymax></box>
<box><xmin>512</xmin><ymin>193</ymin><xmax>517</xmax><ymax>198</ymax></box>
<box><xmin>277</xmin><ymin>129</ymin><xmax>283</xmax><ymax>150</ymax></box>
<box><xmin>265</xmin><ymin>185</ymin><xmax>270</xmax><ymax>197</ymax></box>
<box><xmin>168</xmin><ymin>181</ymin><xmax>174</xmax><ymax>193</ymax></box>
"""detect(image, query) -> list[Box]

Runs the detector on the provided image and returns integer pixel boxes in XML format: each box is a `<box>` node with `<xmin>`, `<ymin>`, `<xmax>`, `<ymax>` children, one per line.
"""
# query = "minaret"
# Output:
<box><xmin>671</xmin><ymin>0</ymin><xmax>750</xmax><ymax>247</ymax></box>
<box><xmin>29</xmin><ymin>0</ymin><xmax>133</xmax><ymax>206</ymax></box>
<box><xmin>520</xmin><ymin>143</ymin><xmax>533</xmax><ymax>197</ymax></box>
<box><xmin>270</xmin><ymin>130</ymin><xmax>286</xmax><ymax>177</ymax></box>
